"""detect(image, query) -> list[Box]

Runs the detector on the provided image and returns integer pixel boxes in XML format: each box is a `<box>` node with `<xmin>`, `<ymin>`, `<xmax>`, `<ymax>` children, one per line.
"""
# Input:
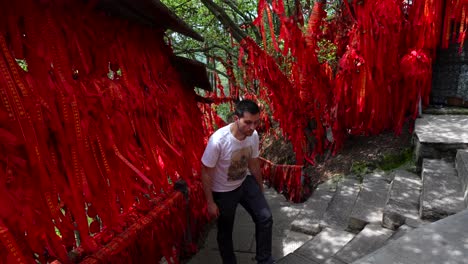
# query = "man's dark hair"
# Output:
<box><xmin>234</xmin><ymin>99</ymin><xmax>260</xmax><ymax>117</ymax></box>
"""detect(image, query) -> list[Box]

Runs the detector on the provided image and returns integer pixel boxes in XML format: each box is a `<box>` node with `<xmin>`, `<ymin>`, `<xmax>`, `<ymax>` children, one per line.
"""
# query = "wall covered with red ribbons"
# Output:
<box><xmin>0</xmin><ymin>0</ymin><xmax>209</xmax><ymax>263</ymax></box>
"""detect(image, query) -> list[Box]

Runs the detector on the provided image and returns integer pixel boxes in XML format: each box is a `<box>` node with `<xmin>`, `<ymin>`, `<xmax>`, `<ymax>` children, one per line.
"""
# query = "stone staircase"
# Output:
<box><xmin>278</xmin><ymin>114</ymin><xmax>468</xmax><ymax>264</ymax></box>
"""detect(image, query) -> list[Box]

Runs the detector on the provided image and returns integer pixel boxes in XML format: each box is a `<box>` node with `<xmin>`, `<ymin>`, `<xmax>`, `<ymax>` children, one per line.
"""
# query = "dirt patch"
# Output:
<box><xmin>310</xmin><ymin>129</ymin><xmax>412</xmax><ymax>181</ymax></box>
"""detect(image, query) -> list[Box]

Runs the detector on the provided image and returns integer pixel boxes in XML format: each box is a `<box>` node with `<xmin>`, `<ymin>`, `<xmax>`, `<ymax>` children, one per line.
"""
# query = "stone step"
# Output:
<box><xmin>383</xmin><ymin>224</ymin><xmax>414</xmax><ymax>245</ymax></box>
<box><xmin>413</xmin><ymin>115</ymin><xmax>468</xmax><ymax>166</ymax></box>
<box><xmin>382</xmin><ymin>170</ymin><xmax>422</xmax><ymax>230</ymax></box>
<box><xmin>291</xmin><ymin>180</ymin><xmax>337</xmax><ymax>235</ymax></box>
<box><xmin>423</xmin><ymin>106</ymin><xmax>468</xmax><ymax>115</ymax></box>
<box><xmin>348</xmin><ymin>172</ymin><xmax>390</xmax><ymax>231</ymax></box>
<box><xmin>321</xmin><ymin>178</ymin><xmax>361</xmax><ymax>230</ymax></box>
<box><xmin>455</xmin><ymin>149</ymin><xmax>468</xmax><ymax>206</ymax></box>
<box><xmin>332</xmin><ymin>224</ymin><xmax>394</xmax><ymax>264</ymax></box>
<box><xmin>420</xmin><ymin>159</ymin><xmax>465</xmax><ymax>221</ymax></box>
<box><xmin>351</xmin><ymin>209</ymin><xmax>468</xmax><ymax>264</ymax></box>
<box><xmin>293</xmin><ymin>228</ymin><xmax>355</xmax><ymax>263</ymax></box>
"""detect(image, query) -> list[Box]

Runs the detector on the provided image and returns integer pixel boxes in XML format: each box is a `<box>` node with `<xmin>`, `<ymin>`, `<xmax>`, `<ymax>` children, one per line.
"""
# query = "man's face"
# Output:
<box><xmin>235</xmin><ymin>112</ymin><xmax>261</xmax><ymax>137</ymax></box>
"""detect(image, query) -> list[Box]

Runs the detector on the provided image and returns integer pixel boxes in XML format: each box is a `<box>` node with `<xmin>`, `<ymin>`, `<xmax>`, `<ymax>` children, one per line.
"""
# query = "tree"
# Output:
<box><xmin>162</xmin><ymin>0</ymin><xmax>319</xmax><ymax>91</ymax></box>
<box><xmin>163</xmin><ymin>0</ymin><xmax>255</xmax><ymax>81</ymax></box>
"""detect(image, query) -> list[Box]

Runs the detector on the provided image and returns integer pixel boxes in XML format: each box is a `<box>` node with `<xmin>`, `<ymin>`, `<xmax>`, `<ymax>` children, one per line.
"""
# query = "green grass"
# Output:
<box><xmin>348</xmin><ymin>147</ymin><xmax>414</xmax><ymax>182</ymax></box>
<box><xmin>350</xmin><ymin>161</ymin><xmax>372</xmax><ymax>183</ymax></box>
<box><xmin>377</xmin><ymin>147</ymin><xmax>413</xmax><ymax>171</ymax></box>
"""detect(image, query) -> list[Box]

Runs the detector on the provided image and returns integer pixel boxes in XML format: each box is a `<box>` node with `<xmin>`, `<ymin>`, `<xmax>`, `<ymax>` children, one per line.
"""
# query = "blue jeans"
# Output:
<box><xmin>212</xmin><ymin>175</ymin><xmax>274</xmax><ymax>264</ymax></box>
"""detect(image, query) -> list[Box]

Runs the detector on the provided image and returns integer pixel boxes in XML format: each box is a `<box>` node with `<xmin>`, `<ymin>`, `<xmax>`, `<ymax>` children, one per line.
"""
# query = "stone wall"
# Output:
<box><xmin>432</xmin><ymin>43</ymin><xmax>468</xmax><ymax>106</ymax></box>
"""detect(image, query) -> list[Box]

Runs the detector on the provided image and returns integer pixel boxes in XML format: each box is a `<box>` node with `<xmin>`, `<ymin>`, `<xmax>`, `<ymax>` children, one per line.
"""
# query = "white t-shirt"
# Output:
<box><xmin>201</xmin><ymin>123</ymin><xmax>259</xmax><ymax>192</ymax></box>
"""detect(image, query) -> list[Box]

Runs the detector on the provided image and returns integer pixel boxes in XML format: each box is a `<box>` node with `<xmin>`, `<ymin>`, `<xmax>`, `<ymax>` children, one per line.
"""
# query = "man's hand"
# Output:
<box><xmin>248</xmin><ymin>157</ymin><xmax>264</xmax><ymax>193</ymax></box>
<box><xmin>207</xmin><ymin>201</ymin><xmax>220</xmax><ymax>218</ymax></box>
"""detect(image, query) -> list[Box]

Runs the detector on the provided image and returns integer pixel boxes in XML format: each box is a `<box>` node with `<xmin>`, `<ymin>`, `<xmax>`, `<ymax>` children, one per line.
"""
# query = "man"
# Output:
<box><xmin>201</xmin><ymin>99</ymin><xmax>274</xmax><ymax>264</ymax></box>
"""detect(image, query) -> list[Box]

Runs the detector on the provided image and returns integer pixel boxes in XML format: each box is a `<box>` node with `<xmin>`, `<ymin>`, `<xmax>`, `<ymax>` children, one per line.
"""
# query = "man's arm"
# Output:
<box><xmin>201</xmin><ymin>164</ymin><xmax>219</xmax><ymax>217</ymax></box>
<box><xmin>248</xmin><ymin>157</ymin><xmax>264</xmax><ymax>192</ymax></box>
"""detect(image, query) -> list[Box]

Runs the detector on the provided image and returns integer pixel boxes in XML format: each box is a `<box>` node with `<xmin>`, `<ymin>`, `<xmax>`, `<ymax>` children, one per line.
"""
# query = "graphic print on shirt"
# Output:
<box><xmin>227</xmin><ymin>146</ymin><xmax>252</xmax><ymax>181</ymax></box>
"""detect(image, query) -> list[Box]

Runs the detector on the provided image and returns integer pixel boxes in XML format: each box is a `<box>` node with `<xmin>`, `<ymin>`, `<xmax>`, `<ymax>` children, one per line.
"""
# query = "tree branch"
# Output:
<box><xmin>205</xmin><ymin>64</ymin><xmax>230</xmax><ymax>79</ymax></box>
<box><xmin>222</xmin><ymin>0</ymin><xmax>262</xmax><ymax>42</ymax></box>
<box><xmin>175</xmin><ymin>0</ymin><xmax>192</xmax><ymax>9</ymax></box>
<box><xmin>200</xmin><ymin>0</ymin><xmax>248</xmax><ymax>42</ymax></box>
<box><xmin>223</xmin><ymin>0</ymin><xmax>251</xmax><ymax>22</ymax></box>
<box><xmin>173</xmin><ymin>44</ymin><xmax>238</xmax><ymax>58</ymax></box>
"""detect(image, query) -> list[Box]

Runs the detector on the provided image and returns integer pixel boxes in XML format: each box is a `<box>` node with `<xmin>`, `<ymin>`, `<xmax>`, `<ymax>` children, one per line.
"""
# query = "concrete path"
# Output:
<box><xmin>187</xmin><ymin>188</ymin><xmax>307</xmax><ymax>263</ymax></box>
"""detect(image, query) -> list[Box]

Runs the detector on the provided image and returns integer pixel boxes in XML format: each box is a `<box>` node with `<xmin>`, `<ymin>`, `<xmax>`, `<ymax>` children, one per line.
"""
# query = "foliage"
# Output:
<box><xmin>162</xmin><ymin>0</ymin><xmax>257</xmax><ymax>58</ymax></box>
<box><xmin>350</xmin><ymin>160</ymin><xmax>371</xmax><ymax>176</ymax></box>
<box><xmin>317</xmin><ymin>38</ymin><xmax>338</xmax><ymax>68</ymax></box>
<box><xmin>214</xmin><ymin>102</ymin><xmax>231</xmax><ymax>122</ymax></box>
<box><xmin>16</xmin><ymin>58</ymin><xmax>28</xmax><ymax>71</ymax></box>
<box><xmin>162</xmin><ymin>0</ymin><xmax>317</xmax><ymax>87</ymax></box>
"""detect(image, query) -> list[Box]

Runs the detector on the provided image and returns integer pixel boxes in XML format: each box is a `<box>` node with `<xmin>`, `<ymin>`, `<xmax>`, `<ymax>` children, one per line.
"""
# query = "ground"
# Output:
<box><xmin>261</xmin><ymin>123</ymin><xmax>413</xmax><ymax>197</ymax></box>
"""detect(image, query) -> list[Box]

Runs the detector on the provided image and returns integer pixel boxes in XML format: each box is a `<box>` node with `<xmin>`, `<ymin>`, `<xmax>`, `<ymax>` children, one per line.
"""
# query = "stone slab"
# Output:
<box><xmin>321</xmin><ymin>178</ymin><xmax>361</xmax><ymax>230</ymax></box>
<box><xmin>271</xmin><ymin>231</ymin><xmax>313</xmax><ymax>260</ymax></box>
<box><xmin>382</xmin><ymin>200</ymin><xmax>420</xmax><ymax>230</ymax></box>
<box><xmin>324</xmin><ymin>257</ymin><xmax>346</xmax><ymax>264</ymax></box>
<box><xmin>334</xmin><ymin>224</ymin><xmax>394</xmax><ymax>264</ymax></box>
<box><xmin>387</xmin><ymin>178</ymin><xmax>421</xmax><ymax>207</ymax></box>
<box><xmin>420</xmin><ymin>159</ymin><xmax>465</xmax><ymax>220</ymax></box>
<box><xmin>352</xmin><ymin>209</ymin><xmax>468</xmax><ymax>264</ymax></box>
<box><xmin>404</xmin><ymin>216</ymin><xmax>431</xmax><ymax>229</ymax></box>
<box><xmin>348</xmin><ymin>172</ymin><xmax>390</xmax><ymax>231</ymax></box>
<box><xmin>382</xmin><ymin>170</ymin><xmax>422</xmax><ymax>230</ymax></box>
<box><xmin>291</xmin><ymin>180</ymin><xmax>337</xmax><ymax>235</ymax></box>
<box><xmin>414</xmin><ymin>115</ymin><xmax>468</xmax><ymax>144</ymax></box>
<box><xmin>295</xmin><ymin>228</ymin><xmax>355</xmax><ymax>263</ymax></box>
<box><xmin>455</xmin><ymin>149</ymin><xmax>468</xmax><ymax>206</ymax></box>
<box><xmin>277</xmin><ymin>253</ymin><xmax>320</xmax><ymax>264</ymax></box>
<box><xmin>389</xmin><ymin>170</ymin><xmax>422</xmax><ymax>194</ymax></box>
<box><xmin>414</xmin><ymin>115</ymin><xmax>468</xmax><ymax>165</ymax></box>
<box><xmin>385</xmin><ymin>224</ymin><xmax>414</xmax><ymax>244</ymax></box>
<box><xmin>382</xmin><ymin>170</ymin><xmax>397</xmax><ymax>183</ymax></box>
